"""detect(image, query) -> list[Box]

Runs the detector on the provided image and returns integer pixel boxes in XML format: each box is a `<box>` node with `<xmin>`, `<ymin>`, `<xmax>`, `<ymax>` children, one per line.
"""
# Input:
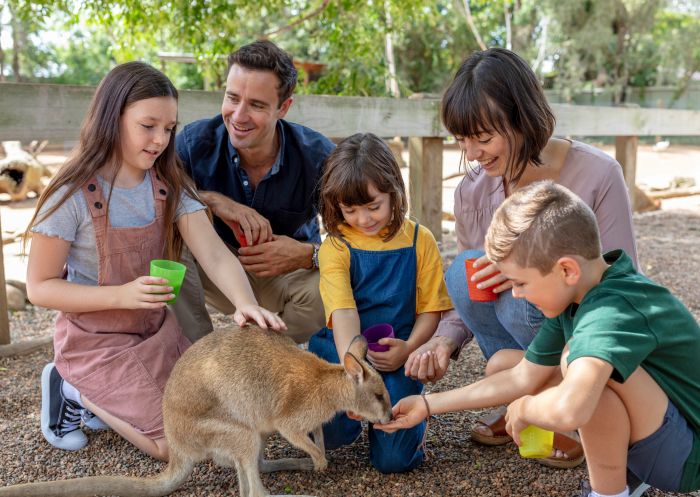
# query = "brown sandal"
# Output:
<box><xmin>536</xmin><ymin>431</ymin><xmax>585</xmax><ymax>469</ymax></box>
<box><xmin>470</xmin><ymin>409</ymin><xmax>512</xmax><ymax>446</ymax></box>
<box><xmin>472</xmin><ymin>411</ymin><xmax>585</xmax><ymax>469</ymax></box>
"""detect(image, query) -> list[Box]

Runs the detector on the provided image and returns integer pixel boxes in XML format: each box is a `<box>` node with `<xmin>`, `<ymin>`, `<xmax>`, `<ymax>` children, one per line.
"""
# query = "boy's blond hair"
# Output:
<box><xmin>485</xmin><ymin>180</ymin><xmax>602</xmax><ymax>274</ymax></box>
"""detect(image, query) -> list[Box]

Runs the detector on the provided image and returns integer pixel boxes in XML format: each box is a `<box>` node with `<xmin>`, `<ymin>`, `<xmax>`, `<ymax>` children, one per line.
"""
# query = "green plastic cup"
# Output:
<box><xmin>518</xmin><ymin>425</ymin><xmax>554</xmax><ymax>458</ymax></box>
<box><xmin>149</xmin><ymin>259</ymin><xmax>186</xmax><ymax>304</ymax></box>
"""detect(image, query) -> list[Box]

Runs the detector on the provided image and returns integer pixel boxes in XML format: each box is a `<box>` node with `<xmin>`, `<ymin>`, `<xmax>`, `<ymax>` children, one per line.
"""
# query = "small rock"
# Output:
<box><xmin>6</xmin><ymin>284</ymin><xmax>25</xmax><ymax>311</ymax></box>
<box><xmin>6</xmin><ymin>280</ymin><xmax>26</xmax><ymax>296</ymax></box>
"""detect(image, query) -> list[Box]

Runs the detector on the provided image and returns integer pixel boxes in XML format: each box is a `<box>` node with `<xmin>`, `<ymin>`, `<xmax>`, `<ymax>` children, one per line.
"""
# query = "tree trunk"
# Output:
<box><xmin>384</xmin><ymin>0</ymin><xmax>399</xmax><ymax>98</ymax></box>
<box><xmin>9</xmin><ymin>2</ymin><xmax>21</xmax><ymax>82</ymax></box>
<box><xmin>611</xmin><ymin>1</ymin><xmax>629</xmax><ymax>104</ymax></box>
<box><xmin>0</xmin><ymin>7</ymin><xmax>5</xmax><ymax>82</ymax></box>
<box><xmin>504</xmin><ymin>0</ymin><xmax>512</xmax><ymax>50</ymax></box>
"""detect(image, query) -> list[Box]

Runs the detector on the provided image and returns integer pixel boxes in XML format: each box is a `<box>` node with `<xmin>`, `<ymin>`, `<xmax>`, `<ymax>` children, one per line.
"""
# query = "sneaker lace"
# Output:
<box><xmin>58</xmin><ymin>401</ymin><xmax>83</xmax><ymax>436</ymax></box>
<box><xmin>80</xmin><ymin>409</ymin><xmax>95</xmax><ymax>424</ymax></box>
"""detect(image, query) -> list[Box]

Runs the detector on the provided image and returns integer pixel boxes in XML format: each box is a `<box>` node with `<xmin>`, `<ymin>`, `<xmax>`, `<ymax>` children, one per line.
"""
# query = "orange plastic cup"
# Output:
<box><xmin>465</xmin><ymin>258</ymin><xmax>499</xmax><ymax>302</ymax></box>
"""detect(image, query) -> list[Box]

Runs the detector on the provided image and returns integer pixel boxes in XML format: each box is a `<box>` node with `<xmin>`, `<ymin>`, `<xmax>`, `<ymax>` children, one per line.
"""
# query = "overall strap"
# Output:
<box><xmin>333</xmin><ymin>235</ymin><xmax>352</xmax><ymax>249</ymax></box>
<box><xmin>149</xmin><ymin>168</ymin><xmax>168</xmax><ymax>217</ymax></box>
<box><xmin>82</xmin><ymin>176</ymin><xmax>107</xmax><ymax>220</ymax></box>
<box><xmin>412</xmin><ymin>222</ymin><xmax>421</xmax><ymax>247</ymax></box>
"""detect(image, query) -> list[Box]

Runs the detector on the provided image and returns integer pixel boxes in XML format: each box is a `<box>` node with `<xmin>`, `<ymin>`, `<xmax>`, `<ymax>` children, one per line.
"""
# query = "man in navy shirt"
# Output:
<box><xmin>173</xmin><ymin>40</ymin><xmax>335</xmax><ymax>344</ymax></box>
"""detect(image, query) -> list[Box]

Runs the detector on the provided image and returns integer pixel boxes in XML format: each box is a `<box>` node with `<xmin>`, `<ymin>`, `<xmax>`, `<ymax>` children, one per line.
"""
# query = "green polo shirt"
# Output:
<box><xmin>526</xmin><ymin>250</ymin><xmax>700</xmax><ymax>491</ymax></box>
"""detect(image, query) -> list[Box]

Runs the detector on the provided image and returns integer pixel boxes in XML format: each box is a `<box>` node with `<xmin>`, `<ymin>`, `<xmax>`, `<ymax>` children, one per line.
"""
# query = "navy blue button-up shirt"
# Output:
<box><xmin>176</xmin><ymin>115</ymin><xmax>335</xmax><ymax>248</ymax></box>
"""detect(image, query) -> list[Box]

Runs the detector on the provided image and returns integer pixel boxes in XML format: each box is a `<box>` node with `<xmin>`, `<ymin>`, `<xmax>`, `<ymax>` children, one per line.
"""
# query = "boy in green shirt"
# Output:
<box><xmin>375</xmin><ymin>180</ymin><xmax>700</xmax><ymax>497</ymax></box>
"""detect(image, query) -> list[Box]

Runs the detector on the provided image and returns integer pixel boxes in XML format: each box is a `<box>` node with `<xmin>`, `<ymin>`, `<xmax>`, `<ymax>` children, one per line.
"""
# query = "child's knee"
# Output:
<box><xmin>445</xmin><ymin>250</ymin><xmax>481</xmax><ymax>295</ymax></box>
<box><xmin>369</xmin><ymin>424</ymin><xmax>425</xmax><ymax>473</ymax></box>
<box><xmin>485</xmin><ymin>349</ymin><xmax>523</xmax><ymax>376</ymax></box>
<box><xmin>370</xmin><ymin>447</ymin><xmax>423</xmax><ymax>474</ymax></box>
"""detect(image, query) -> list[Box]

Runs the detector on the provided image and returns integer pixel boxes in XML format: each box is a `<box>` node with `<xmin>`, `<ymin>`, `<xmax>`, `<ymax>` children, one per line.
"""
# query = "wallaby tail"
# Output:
<box><xmin>0</xmin><ymin>454</ymin><xmax>194</xmax><ymax>497</ymax></box>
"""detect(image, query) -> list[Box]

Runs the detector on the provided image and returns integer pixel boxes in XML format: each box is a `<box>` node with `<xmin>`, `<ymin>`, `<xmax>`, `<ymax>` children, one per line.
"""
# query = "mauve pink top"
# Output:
<box><xmin>437</xmin><ymin>140</ymin><xmax>639</xmax><ymax>353</ymax></box>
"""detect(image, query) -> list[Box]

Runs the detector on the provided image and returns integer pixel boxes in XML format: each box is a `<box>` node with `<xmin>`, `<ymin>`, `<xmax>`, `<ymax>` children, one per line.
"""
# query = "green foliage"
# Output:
<box><xmin>653</xmin><ymin>8</ymin><xmax>700</xmax><ymax>105</ymax></box>
<box><xmin>538</xmin><ymin>0</ymin><xmax>665</xmax><ymax>103</ymax></box>
<box><xmin>44</xmin><ymin>26</ymin><xmax>115</xmax><ymax>85</ymax></box>
<box><xmin>2</xmin><ymin>0</ymin><xmax>700</xmax><ymax>105</ymax></box>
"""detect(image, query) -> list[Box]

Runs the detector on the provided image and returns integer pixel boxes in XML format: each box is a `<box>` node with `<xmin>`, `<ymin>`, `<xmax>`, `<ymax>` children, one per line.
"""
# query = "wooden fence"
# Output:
<box><xmin>1</xmin><ymin>82</ymin><xmax>700</xmax><ymax>351</ymax></box>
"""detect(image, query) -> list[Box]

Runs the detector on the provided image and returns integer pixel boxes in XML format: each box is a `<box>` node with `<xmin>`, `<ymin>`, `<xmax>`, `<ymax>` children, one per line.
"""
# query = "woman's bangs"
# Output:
<box><xmin>443</xmin><ymin>88</ymin><xmax>504</xmax><ymax>139</ymax></box>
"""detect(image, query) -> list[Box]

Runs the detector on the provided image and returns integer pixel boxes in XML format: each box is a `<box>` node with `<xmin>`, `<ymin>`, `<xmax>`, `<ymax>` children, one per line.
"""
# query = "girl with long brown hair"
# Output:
<box><xmin>24</xmin><ymin>62</ymin><xmax>284</xmax><ymax>460</ymax></box>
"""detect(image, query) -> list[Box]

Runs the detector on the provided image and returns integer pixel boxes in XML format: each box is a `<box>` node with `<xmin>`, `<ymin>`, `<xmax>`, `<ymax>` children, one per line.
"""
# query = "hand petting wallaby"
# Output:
<box><xmin>0</xmin><ymin>326</ymin><xmax>392</xmax><ymax>497</ymax></box>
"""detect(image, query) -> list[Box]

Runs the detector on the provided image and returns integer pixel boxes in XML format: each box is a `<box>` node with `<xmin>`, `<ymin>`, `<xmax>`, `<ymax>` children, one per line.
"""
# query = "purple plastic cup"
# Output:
<box><xmin>362</xmin><ymin>323</ymin><xmax>395</xmax><ymax>352</ymax></box>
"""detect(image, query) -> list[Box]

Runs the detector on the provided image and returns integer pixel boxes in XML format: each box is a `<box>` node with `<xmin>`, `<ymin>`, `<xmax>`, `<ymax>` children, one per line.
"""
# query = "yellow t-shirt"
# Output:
<box><xmin>319</xmin><ymin>219</ymin><xmax>453</xmax><ymax>328</ymax></box>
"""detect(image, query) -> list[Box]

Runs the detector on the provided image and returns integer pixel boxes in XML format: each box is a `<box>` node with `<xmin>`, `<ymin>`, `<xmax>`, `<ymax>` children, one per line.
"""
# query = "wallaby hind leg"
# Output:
<box><xmin>258</xmin><ymin>434</ymin><xmax>314</xmax><ymax>473</ymax></box>
<box><xmin>276</xmin><ymin>426</ymin><xmax>327</xmax><ymax>471</ymax></box>
<box><xmin>260</xmin><ymin>426</ymin><xmax>326</xmax><ymax>473</ymax></box>
<box><xmin>260</xmin><ymin>456</ymin><xmax>315</xmax><ymax>473</ymax></box>
<box><xmin>234</xmin><ymin>434</ymin><xmax>267</xmax><ymax>497</ymax></box>
<box><xmin>238</xmin><ymin>454</ymin><xmax>268</xmax><ymax>497</ymax></box>
<box><xmin>234</xmin><ymin>460</ymin><xmax>250</xmax><ymax>497</ymax></box>
<box><xmin>208</xmin><ymin>427</ymin><xmax>267</xmax><ymax>497</ymax></box>
<box><xmin>210</xmin><ymin>452</ymin><xmax>249</xmax><ymax>497</ymax></box>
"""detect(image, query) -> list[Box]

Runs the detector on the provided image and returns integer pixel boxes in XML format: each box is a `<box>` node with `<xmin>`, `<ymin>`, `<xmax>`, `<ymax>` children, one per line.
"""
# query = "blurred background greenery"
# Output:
<box><xmin>1</xmin><ymin>0</ymin><xmax>700</xmax><ymax>108</ymax></box>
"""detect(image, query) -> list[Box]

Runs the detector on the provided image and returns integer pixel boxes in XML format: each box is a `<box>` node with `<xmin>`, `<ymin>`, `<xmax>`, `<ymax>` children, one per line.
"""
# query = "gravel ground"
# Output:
<box><xmin>1</xmin><ymin>209</ymin><xmax>700</xmax><ymax>497</ymax></box>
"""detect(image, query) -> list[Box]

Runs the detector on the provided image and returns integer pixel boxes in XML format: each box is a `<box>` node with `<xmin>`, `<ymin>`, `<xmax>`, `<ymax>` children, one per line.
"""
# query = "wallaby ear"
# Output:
<box><xmin>347</xmin><ymin>335</ymin><xmax>368</xmax><ymax>359</ymax></box>
<box><xmin>343</xmin><ymin>351</ymin><xmax>364</xmax><ymax>384</ymax></box>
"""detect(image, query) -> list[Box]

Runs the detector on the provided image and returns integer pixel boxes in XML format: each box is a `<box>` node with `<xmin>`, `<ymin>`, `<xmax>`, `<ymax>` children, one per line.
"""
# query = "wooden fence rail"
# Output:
<box><xmin>1</xmin><ymin>82</ymin><xmax>700</xmax><ymax>351</ymax></box>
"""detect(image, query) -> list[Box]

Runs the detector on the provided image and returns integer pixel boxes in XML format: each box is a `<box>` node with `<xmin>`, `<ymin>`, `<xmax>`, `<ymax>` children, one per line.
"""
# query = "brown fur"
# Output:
<box><xmin>0</xmin><ymin>326</ymin><xmax>392</xmax><ymax>497</ymax></box>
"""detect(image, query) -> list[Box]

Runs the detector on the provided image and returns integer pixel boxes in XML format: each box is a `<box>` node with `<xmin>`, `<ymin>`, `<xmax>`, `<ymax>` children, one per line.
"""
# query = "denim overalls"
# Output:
<box><xmin>308</xmin><ymin>224</ymin><xmax>425</xmax><ymax>474</ymax></box>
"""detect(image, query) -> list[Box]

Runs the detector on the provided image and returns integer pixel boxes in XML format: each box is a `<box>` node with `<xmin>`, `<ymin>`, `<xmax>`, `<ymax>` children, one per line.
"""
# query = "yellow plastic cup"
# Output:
<box><xmin>149</xmin><ymin>259</ymin><xmax>186</xmax><ymax>304</ymax></box>
<box><xmin>518</xmin><ymin>425</ymin><xmax>554</xmax><ymax>458</ymax></box>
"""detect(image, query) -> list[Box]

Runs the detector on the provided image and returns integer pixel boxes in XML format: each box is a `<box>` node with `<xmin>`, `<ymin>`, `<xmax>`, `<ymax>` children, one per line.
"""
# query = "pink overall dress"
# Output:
<box><xmin>53</xmin><ymin>168</ymin><xmax>191</xmax><ymax>439</ymax></box>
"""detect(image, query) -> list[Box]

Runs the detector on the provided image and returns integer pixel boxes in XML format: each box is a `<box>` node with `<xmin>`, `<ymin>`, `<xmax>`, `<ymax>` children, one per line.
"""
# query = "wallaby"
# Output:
<box><xmin>0</xmin><ymin>326</ymin><xmax>392</xmax><ymax>497</ymax></box>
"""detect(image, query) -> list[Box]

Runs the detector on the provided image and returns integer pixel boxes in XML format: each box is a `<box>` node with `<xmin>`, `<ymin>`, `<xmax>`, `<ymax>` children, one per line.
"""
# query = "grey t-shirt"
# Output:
<box><xmin>32</xmin><ymin>173</ymin><xmax>205</xmax><ymax>285</ymax></box>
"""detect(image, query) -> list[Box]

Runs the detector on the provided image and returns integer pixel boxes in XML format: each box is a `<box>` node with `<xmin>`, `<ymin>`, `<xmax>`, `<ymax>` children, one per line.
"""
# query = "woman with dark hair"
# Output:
<box><xmin>404</xmin><ymin>48</ymin><xmax>639</xmax><ymax>468</ymax></box>
<box><xmin>24</xmin><ymin>62</ymin><xmax>284</xmax><ymax>460</ymax></box>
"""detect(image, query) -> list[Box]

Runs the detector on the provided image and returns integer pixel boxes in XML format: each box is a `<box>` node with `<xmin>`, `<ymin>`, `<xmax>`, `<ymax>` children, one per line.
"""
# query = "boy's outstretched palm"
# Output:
<box><xmin>373</xmin><ymin>395</ymin><xmax>427</xmax><ymax>433</ymax></box>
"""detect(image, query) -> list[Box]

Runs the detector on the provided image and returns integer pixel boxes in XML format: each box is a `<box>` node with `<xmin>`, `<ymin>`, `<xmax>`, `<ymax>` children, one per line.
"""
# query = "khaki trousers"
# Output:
<box><xmin>172</xmin><ymin>247</ymin><xmax>325</xmax><ymax>344</ymax></box>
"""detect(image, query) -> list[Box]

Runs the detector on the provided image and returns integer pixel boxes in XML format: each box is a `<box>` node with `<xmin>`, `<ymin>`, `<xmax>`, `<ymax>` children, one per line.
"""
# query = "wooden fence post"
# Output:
<box><xmin>408</xmin><ymin>137</ymin><xmax>443</xmax><ymax>241</ymax></box>
<box><xmin>0</xmin><ymin>211</ymin><xmax>10</xmax><ymax>345</ymax></box>
<box><xmin>615</xmin><ymin>135</ymin><xmax>638</xmax><ymax>208</ymax></box>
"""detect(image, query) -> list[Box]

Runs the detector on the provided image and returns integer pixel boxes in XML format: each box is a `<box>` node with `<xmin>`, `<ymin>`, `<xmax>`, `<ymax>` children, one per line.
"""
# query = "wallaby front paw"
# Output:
<box><xmin>313</xmin><ymin>457</ymin><xmax>328</xmax><ymax>472</ymax></box>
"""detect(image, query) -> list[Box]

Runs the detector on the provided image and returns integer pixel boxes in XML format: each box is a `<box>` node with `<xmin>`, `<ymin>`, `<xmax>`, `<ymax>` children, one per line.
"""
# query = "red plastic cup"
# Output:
<box><xmin>465</xmin><ymin>258</ymin><xmax>499</xmax><ymax>302</ymax></box>
<box><xmin>227</xmin><ymin>221</ymin><xmax>249</xmax><ymax>247</ymax></box>
<box><xmin>362</xmin><ymin>323</ymin><xmax>395</xmax><ymax>352</ymax></box>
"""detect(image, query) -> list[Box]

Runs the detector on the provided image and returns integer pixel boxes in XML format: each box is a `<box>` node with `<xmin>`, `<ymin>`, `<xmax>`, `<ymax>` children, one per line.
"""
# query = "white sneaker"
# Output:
<box><xmin>40</xmin><ymin>363</ymin><xmax>88</xmax><ymax>451</ymax></box>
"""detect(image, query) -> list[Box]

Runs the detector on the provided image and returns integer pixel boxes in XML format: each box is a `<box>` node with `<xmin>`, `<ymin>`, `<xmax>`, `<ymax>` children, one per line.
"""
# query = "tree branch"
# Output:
<box><xmin>453</xmin><ymin>0</ymin><xmax>487</xmax><ymax>50</ymax></box>
<box><xmin>263</xmin><ymin>0</ymin><xmax>331</xmax><ymax>38</ymax></box>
